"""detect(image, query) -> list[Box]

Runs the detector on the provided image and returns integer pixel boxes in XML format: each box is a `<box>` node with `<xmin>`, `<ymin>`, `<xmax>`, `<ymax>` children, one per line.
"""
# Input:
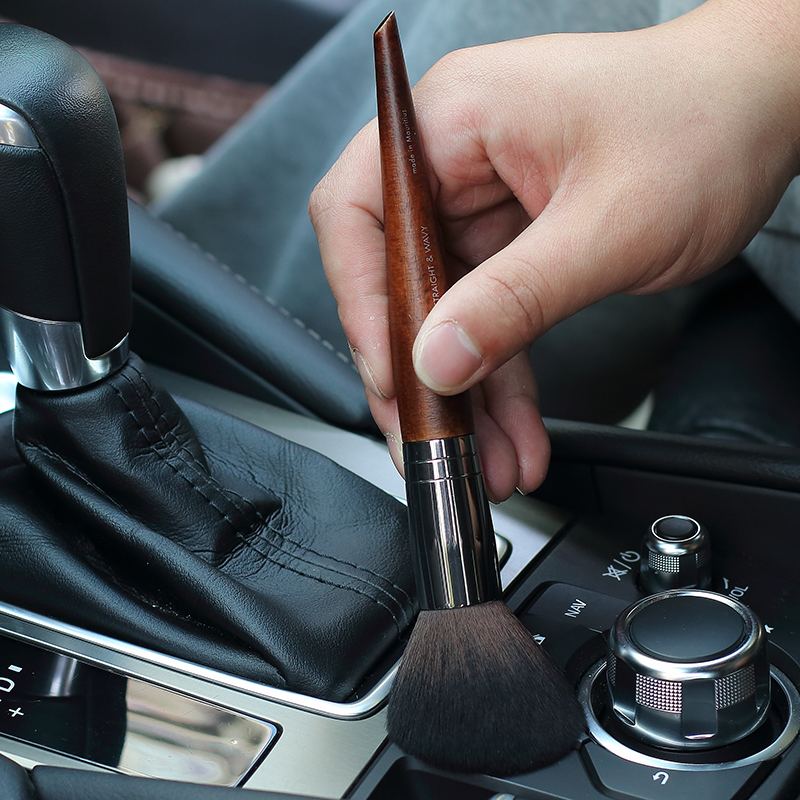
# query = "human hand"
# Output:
<box><xmin>310</xmin><ymin>0</ymin><xmax>800</xmax><ymax>501</ymax></box>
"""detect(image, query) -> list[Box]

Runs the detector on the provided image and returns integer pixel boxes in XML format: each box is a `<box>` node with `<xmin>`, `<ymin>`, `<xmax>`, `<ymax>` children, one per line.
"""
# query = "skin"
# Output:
<box><xmin>310</xmin><ymin>0</ymin><xmax>800</xmax><ymax>502</ymax></box>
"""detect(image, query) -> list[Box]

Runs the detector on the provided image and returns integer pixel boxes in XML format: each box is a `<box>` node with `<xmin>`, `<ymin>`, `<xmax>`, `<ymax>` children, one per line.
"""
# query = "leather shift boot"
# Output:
<box><xmin>1</xmin><ymin>355</ymin><xmax>414</xmax><ymax>701</ymax></box>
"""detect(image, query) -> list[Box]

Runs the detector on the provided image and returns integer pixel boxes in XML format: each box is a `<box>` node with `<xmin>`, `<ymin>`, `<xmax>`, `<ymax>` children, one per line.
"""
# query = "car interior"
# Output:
<box><xmin>0</xmin><ymin>2</ymin><xmax>800</xmax><ymax>799</ymax></box>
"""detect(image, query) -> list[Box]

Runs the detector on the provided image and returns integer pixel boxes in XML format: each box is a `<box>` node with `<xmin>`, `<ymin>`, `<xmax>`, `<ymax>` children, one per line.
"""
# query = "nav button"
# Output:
<box><xmin>524</xmin><ymin>583</ymin><xmax>629</xmax><ymax>634</ymax></box>
<box><xmin>582</xmin><ymin>743</ymin><xmax>761</xmax><ymax>800</ymax></box>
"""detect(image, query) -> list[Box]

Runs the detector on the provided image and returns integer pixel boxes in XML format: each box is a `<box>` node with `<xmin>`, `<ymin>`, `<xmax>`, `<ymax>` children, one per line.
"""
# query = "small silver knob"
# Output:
<box><xmin>607</xmin><ymin>590</ymin><xmax>770</xmax><ymax>750</ymax></box>
<box><xmin>639</xmin><ymin>515</ymin><xmax>711</xmax><ymax>594</ymax></box>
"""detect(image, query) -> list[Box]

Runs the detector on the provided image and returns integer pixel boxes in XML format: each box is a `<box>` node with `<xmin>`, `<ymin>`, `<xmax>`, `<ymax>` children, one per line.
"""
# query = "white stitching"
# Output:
<box><xmin>152</xmin><ymin>216</ymin><xmax>357</xmax><ymax>369</ymax></box>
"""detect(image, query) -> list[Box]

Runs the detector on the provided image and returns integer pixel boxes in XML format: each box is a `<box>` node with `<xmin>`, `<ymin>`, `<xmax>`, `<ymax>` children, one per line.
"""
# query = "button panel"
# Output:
<box><xmin>523</xmin><ymin>583</ymin><xmax>630</xmax><ymax>637</ymax></box>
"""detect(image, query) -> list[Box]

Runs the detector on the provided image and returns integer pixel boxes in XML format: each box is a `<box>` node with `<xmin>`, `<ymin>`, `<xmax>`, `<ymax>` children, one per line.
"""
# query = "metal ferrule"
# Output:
<box><xmin>403</xmin><ymin>434</ymin><xmax>501</xmax><ymax>610</ymax></box>
<box><xmin>0</xmin><ymin>305</ymin><xmax>129</xmax><ymax>391</ymax></box>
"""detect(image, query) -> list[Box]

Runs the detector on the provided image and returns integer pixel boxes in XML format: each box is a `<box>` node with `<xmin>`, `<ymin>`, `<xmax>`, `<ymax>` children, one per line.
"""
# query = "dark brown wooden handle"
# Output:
<box><xmin>374</xmin><ymin>12</ymin><xmax>473</xmax><ymax>443</ymax></box>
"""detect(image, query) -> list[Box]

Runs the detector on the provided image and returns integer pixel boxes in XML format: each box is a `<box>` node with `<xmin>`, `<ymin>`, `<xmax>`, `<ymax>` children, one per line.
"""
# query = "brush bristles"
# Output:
<box><xmin>386</xmin><ymin>600</ymin><xmax>585</xmax><ymax>775</ymax></box>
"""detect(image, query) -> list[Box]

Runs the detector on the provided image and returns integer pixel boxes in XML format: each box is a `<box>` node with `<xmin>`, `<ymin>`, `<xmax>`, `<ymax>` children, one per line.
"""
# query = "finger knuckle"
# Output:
<box><xmin>308</xmin><ymin>179</ymin><xmax>333</xmax><ymax>226</ymax></box>
<box><xmin>480</xmin><ymin>265</ymin><xmax>547</xmax><ymax>342</ymax></box>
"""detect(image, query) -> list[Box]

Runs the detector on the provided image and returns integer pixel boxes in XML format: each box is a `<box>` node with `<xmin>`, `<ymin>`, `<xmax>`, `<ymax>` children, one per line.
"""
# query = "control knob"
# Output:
<box><xmin>639</xmin><ymin>515</ymin><xmax>711</xmax><ymax>594</ymax></box>
<box><xmin>607</xmin><ymin>589</ymin><xmax>770</xmax><ymax>749</ymax></box>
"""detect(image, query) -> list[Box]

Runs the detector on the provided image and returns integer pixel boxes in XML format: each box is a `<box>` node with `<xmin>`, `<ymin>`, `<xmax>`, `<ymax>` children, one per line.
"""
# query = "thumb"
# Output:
<box><xmin>412</xmin><ymin>201</ymin><xmax>635</xmax><ymax>394</ymax></box>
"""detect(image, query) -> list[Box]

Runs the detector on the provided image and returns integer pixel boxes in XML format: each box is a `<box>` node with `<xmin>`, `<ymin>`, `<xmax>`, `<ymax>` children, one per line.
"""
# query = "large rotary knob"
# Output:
<box><xmin>607</xmin><ymin>590</ymin><xmax>770</xmax><ymax>750</ymax></box>
<box><xmin>639</xmin><ymin>515</ymin><xmax>711</xmax><ymax>594</ymax></box>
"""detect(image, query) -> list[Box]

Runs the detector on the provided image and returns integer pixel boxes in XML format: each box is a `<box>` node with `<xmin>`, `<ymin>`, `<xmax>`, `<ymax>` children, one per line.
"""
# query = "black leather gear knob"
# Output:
<box><xmin>0</xmin><ymin>23</ymin><xmax>130</xmax><ymax>388</ymax></box>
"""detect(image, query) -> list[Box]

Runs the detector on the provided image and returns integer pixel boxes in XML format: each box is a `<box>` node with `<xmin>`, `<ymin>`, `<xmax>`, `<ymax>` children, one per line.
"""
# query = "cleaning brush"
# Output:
<box><xmin>375</xmin><ymin>11</ymin><xmax>585</xmax><ymax>776</ymax></box>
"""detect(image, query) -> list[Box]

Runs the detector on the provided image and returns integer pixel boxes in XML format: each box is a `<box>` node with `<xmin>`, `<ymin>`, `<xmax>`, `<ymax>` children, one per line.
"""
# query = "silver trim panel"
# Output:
<box><xmin>0</xmin><ymin>634</ymin><xmax>278</xmax><ymax>786</ymax></box>
<box><xmin>0</xmin><ymin>600</ymin><xmax>394</xmax><ymax>719</ymax></box>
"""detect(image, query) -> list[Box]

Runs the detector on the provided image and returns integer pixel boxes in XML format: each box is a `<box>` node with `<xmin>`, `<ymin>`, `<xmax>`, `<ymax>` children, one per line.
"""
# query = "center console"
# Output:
<box><xmin>350</xmin><ymin>420</ymin><xmax>800</xmax><ymax>800</ymax></box>
<box><xmin>0</xmin><ymin>368</ymin><xmax>798</xmax><ymax>800</ymax></box>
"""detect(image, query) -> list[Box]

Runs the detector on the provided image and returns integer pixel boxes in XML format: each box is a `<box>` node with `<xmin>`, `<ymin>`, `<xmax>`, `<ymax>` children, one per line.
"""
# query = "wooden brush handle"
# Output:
<box><xmin>374</xmin><ymin>13</ymin><xmax>473</xmax><ymax>444</ymax></box>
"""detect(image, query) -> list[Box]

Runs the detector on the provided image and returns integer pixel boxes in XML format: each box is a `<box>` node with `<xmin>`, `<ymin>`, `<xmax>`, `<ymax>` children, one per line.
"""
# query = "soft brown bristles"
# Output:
<box><xmin>386</xmin><ymin>601</ymin><xmax>586</xmax><ymax>775</ymax></box>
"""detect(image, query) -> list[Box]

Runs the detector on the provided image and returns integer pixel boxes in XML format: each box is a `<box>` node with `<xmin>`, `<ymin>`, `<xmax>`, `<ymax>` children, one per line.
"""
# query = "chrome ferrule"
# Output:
<box><xmin>403</xmin><ymin>434</ymin><xmax>501</xmax><ymax>610</ymax></box>
<box><xmin>0</xmin><ymin>305</ymin><xmax>129</xmax><ymax>391</ymax></box>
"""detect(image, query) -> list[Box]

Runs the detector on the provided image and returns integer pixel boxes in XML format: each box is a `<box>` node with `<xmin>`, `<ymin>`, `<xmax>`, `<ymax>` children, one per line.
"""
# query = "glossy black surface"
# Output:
<box><xmin>0</xmin><ymin>634</ymin><xmax>277</xmax><ymax>785</ymax></box>
<box><xmin>629</xmin><ymin>595</ymin><xmax>745</xmax><ymax>661</ymax></box>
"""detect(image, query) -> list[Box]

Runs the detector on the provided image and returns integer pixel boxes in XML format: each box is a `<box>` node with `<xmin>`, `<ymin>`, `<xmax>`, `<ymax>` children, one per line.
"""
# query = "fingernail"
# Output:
<box><xmin>385</xmin><ymin>430</ymin><xmax>404</xmax><ymax>477</ymax></box>
<box><xmin>414</xmin><ymin>321</ymin><xmax>483</xmax><ymax>392</ymax></box>
<box><xmin>350</xmin><ymin>346</ymin><xmax>387</xmax><ymax>400</ymax></box>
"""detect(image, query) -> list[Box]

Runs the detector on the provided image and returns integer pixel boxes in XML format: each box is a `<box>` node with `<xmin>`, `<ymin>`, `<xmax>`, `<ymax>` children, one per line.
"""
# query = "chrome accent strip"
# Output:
<box><xmin>0</xmin><ymin>306</ymin><xmax>129</xmax><ymax>390</ymax></box>
<box><xmin>403</xmin><ymin>434</ymin><xmax>501</xmax><ymax>609</ymax></box>
<box><xmin>0</xmin><ymin>104</ymin><xmax>38</xmax><ymax>149</ymax></box>
<box><xmin>0</xmin><ymin>599</ymin><xmax>394</xmax><ymax>720</ymax></box>
<box><xmin>579</xmin><ymin>659</ymin><xmax>800</xmax><ymax>770</ymax></box>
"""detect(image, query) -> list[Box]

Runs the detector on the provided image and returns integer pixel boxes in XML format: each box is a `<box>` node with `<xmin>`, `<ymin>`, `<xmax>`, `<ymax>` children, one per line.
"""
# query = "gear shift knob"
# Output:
<box><xmin>0</xmin><ymin>24</ymin><xmax>130</xmax><ymax>390</ymax></box>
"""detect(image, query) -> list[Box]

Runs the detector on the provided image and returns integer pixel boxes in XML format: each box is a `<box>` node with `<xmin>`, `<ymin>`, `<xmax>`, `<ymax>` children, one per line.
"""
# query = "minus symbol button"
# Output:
<box><xmin>7</xmin><ymin>666</ymin><xmax>21</xmax><ymax>673</ymax></box>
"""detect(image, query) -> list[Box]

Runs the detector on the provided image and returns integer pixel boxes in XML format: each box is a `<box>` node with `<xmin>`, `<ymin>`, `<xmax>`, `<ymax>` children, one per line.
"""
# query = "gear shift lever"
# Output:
<box><xmin>0</xmin><ymin>23</ymin><xmax>414</xmax><ymax>703</ymax></box>
<box><xmin>0</xmin><ymin>23</ymin><xmax>130</xmax><ymax>390</ymax></box>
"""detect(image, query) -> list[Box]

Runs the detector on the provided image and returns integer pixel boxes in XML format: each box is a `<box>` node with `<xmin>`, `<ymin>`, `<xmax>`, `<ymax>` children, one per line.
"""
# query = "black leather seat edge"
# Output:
<box><xmin>543</xmin><ymin>417</ymin><xmax>800</xmax><ymax>492</ymax></box>
<box><xmin>128</xmin><ymin>200</ymin><xmax>376</xmax><ymax>434</ymax></box>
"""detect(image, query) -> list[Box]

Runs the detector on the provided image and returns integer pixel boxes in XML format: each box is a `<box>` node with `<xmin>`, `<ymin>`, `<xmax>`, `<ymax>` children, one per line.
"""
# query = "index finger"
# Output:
<box><xmin>310</xmin><ymin>119</ymin><xmax>395</xmax><ymax>401</ymax></box>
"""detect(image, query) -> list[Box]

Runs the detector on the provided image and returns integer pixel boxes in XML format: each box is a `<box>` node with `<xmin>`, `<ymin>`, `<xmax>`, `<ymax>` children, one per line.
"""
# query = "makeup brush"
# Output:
<box><xmin>375</xmin><ymin>12</ymin><xmax>585</xmax><ymax>776</ymax></box>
